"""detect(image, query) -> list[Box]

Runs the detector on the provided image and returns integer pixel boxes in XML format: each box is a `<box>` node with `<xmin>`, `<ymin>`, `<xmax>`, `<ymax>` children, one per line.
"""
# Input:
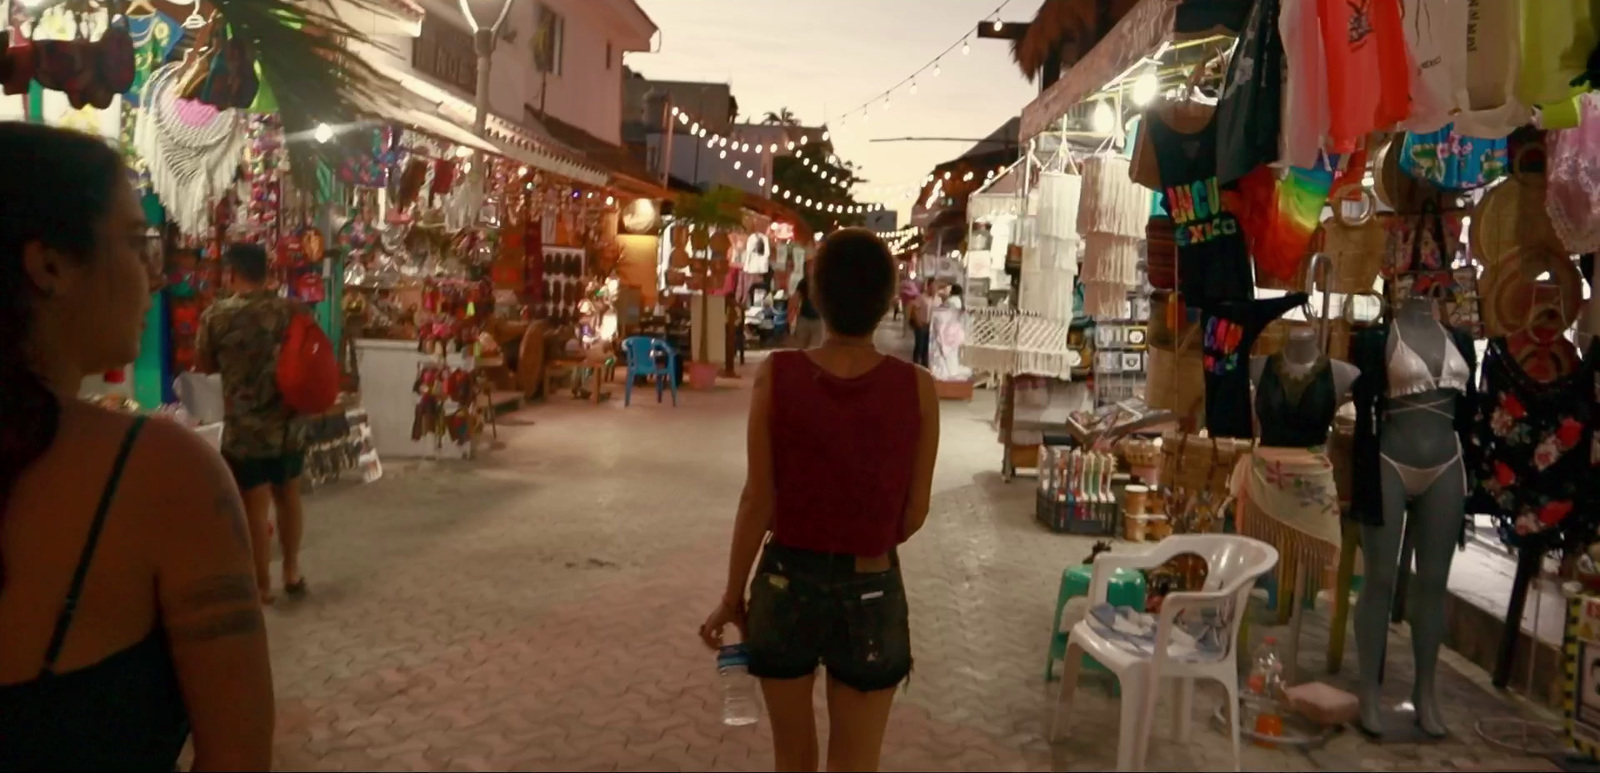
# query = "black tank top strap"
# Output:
<box><xmin>41</xmin><ymin>416</ymin><xmax>148</xmax><ymax>676</ymax></box>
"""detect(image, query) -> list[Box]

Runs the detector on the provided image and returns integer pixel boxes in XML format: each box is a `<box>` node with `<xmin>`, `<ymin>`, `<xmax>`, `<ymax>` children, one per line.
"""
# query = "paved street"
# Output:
<box><xmin>266</xmin><ymin>331</ymin><xmax>1562</xmax><ymax>771</ymax></box>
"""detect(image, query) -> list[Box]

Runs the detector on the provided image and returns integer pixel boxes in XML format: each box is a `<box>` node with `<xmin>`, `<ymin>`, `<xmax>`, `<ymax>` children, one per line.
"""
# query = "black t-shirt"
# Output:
<box><xmin>1200</xmin><ymin>293</ymin><xmax>1307</xmax><ymax>439</ymax></box>
<box><xmin>1215</xmin><ymin>0</ymin><xmax>1283</xmax><ymax>186</ymax></box>
<box><xmin>795</xmin><ymin>279</ymin><xmax>820</xmax><ymax>320</ymax></box>
<box><xmin>1145</xmin><ymin>111</ymin><xmax>1254</xmax><ymax>306</ymax></box>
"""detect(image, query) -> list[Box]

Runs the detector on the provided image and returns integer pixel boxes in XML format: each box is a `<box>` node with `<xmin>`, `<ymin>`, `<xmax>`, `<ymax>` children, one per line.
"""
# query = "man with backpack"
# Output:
<box><xmin>198</xmin><ymin>244</ymin><xmax>320</xmax><ymax>605</ymax></box>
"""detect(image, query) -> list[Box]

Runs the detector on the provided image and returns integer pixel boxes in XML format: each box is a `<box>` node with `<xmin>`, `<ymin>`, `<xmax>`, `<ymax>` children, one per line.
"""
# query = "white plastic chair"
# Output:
<box><xmin>1049</xmin><ymin>534</ymin><xmax>1278</xmax><ymax>772</ymax></box>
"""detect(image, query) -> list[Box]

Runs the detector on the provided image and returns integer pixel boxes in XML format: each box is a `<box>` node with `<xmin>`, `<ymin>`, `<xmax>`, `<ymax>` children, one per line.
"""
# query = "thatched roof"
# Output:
<box><xmin>1011</xmin><ymin>0</ymin><xmax>1143</xmax><ymax>83</ymax></box>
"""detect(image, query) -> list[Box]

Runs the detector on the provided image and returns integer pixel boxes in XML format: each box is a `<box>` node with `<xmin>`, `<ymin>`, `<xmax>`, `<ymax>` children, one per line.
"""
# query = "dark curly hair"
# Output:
<box><xmin>810</xmin><ymin>228</ymin><xmax>896</xmax><ymax>337</ymax></box>
<box><xmin>0</xmin><ymin>123</ymin><xmax>128</xmax><ymax>580</ymax></box>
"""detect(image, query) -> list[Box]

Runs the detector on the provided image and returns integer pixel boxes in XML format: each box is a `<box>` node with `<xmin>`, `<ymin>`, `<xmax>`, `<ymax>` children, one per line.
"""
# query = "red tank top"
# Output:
<box><xmin>768</xmin><ymin>350</ymin><xmax>922</xmax><ymax>556</ymax></box>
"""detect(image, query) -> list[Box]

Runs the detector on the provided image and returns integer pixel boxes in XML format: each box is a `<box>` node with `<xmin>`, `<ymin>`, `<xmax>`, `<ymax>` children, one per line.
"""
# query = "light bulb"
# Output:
<box><xmin>605</xmin><ymin>196</ymin><xmax>615</xmax><ymax>206</ymax></box>
<box><xmin>1092</xmin><ymin>102</ymin><xmax>1116</xmax><ymax>134</ymax></box>
<box><xmin>822</xmin><ymin>131</ymin><xmax>830</xmax><ymax>141</ymax></box>
<box><xmin>800</xmin><ymin>135</ymin><xmax>808</xmax><ymax>145</ymax></box>
<box><xmin>691</xmin><ymin>122</ymin><xmax>699</xmax><ymax>133</ymax></box>
<box><xmin>911</xmin><ymin>81</ymin><xmax>918</xmax><ymax>95</ymax></box>
<box><xmin>678</xmin><ymin>113</ymin><xmax>689</xmax><ymax>125</ymax></box>
<box><xmin>962</xmin><ymin>40</ymin><xmax>970</xmax><ymax>55</ymax></box>
<box><xmin>734</xmin><ymin>160</ymin><xmax>742</xmax><ymax>170</ymax></box>
<box><xmin>883</xmin><ymin>98</ymin><xmax>891</xmax><ymax>111</ymax></box>
<box><xmin>313</xmin><ymin>123</ymin><xmax>334</xmax><ymax>144</ymax></box>
<box><xmin>719</xmin><ymin>137</ymin><xmax>728</xmax><ymax>148</ymax></box>
<box><xmin>746</xmin><ymin>170</ymin><xmax>754</xmax><ymax>179</ymax></box>
<box><xmin>933</xmin><ymin>62</ymin><xmax>941</xmax><ymax>77</ymax></box>
<box><xmin>769</xmin><ymin>143</ymin><xmax>778</xmax><ymax>153</ymax></box>
<box><xmin>1132</xmin><ymin>71</ymin><xmax>1159</xmax><ymax>105</ymax></box>
<box><xmin>783</xmin><ymin>191</ymin><xmax>791</xmax><ymax>199</ymax></box>
<box><xmin>741</xmin><ymin>143</ymin><xmax>750</xmax><ymax>152</ymax></box>
<box><xmin>787</xmin><ymin>141</ymin><xmax>796</xmax><ymax>150</ymax></box>
<box><xmin>720</xmin><ymin>150</ymin><xmax>727</xmax><ymax>159</ymax></box>
<box><xmin>992</xmin><ymin>19</ymin><xmax>1003</xmax><ymax>31</ymax></box>
<box><xmin>943</xmin><ymin>171</ymin><xmax>951</xmax><ymax>180</ymax></box>
<box><xmin>771</xmin><ymin>184</ymin><xmax>779</xmax><ymax>193</ymax></box>
<box><xmin>759</xmin><ymin>178</ymin><xmax>766</xmax><ymax>186</ymax></box>
<box><xmin>707</xmin><ymin>138</ymin><xmax>715</xmax><ymax>148</ymax></box>
<box><xmin>455</xmin><ymin>145</ymin><xmax>474</xmax><ymax>159</ymax></box>
<box><xmin>670</xmin><ymin>106</ymin><xmax>680</xmax><ymax>116</ymax></box>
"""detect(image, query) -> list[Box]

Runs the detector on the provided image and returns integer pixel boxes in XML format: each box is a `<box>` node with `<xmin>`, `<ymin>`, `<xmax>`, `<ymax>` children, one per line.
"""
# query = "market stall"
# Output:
<box><xmin>1023</xmin><ymin>0</ymin><xmax>1600</xmax><ymax>758</ymax></box>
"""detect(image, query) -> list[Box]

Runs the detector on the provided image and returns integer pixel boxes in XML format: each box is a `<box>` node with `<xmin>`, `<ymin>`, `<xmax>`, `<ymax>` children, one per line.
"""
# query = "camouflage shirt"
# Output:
<box><xmin>197</xmin><ymin>291</ymin><xmax>304</xmax><ymax>460</ymax></box>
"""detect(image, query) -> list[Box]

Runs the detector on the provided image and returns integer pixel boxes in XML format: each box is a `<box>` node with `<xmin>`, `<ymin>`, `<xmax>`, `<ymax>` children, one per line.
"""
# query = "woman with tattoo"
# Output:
<box><xmin>0</xmin><ymin>124</ymin><xmax>274</xmax><ymax>769</ymax></box>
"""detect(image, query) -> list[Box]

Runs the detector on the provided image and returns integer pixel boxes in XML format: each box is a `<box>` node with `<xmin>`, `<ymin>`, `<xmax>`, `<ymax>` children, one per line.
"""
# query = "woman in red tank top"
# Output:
<box><xmin>700</xmin><ymin>229</ymin><xmax>940</xmax><ymax>772</ymax></box>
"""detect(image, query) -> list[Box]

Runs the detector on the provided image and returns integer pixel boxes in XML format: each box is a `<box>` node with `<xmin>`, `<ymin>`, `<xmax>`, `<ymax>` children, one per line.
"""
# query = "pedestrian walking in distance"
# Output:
<box><xmin>701</xmin><ymin>228</ymin><xmax>941</xmax><ymax>772</ymax></box>
<box><xmin>198</xmin><ymin>244</ymin><xmax>310</xmax><ymax>605</ymax></box>
<box><xmin>0</xmin><ymin>122</ymin><xmax>273</xmax><ymax>770</ymax></box>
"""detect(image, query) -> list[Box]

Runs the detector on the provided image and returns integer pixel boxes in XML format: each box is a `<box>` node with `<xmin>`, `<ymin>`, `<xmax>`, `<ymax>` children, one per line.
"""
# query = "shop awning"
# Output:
<box><xmin>523</xmin><ymin>110</ymin><xmax>668</xmax><ymax>197</ymax></box>
<box><xmin>358</xmin><ymin>54</ymin><xmax>609</xmax><ymax>186</ymax></box>
<box><xmin>1019</xmin><ymin>0</ymin><xmax>1180</xmax><ymax>142</ymax></box>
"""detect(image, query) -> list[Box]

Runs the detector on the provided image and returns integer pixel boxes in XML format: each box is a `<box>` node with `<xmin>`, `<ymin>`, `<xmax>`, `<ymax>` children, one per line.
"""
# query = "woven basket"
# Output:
<box><xmin>1471</xmin><ymin>155</ymin><xmax>1565</xmax><ymax>267</ymax></box>
<box><xmin>1159</xmin><ymin>431</ymin><xmax>1252</xmax><ymax>498</ymax></box>
<box><xmin>1147</xmin><ymin>216</ymin><xmax>1177</xmax><ymax>291</ymax></box>
<box><xmin>1148</xmin><ymin>290</ymin><xmax>1179</xmax><ymax>348</ymax></box>
<box><xmin>1118</xmin><ymin>437</ymin><xmax>1163</xmax><ymax>469</ymax></box>
<box><xmin>1482</xmin><ymin>246</ymin><xmax>1584</xmax><ymax>336</ymax></box>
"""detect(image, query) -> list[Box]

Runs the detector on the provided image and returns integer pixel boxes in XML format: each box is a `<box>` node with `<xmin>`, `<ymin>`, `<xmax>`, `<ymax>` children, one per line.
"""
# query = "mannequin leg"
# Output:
<box><xmin>1355</xmin><ymin>462</ymin><xmax>1410</xmax><ymax>734</ymax></box>
<box><xmin>1406</xmin><ymin>462</ymin><xmax>1467</xmax><ymax>738</ymax></box>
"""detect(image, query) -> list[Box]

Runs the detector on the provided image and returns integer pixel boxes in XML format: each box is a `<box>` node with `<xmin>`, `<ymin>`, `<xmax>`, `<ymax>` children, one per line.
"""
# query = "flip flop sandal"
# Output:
<box><xmin>284</xmin><ymin>579</ymin><xmax>308</xmax><ymax>599</ymax></box>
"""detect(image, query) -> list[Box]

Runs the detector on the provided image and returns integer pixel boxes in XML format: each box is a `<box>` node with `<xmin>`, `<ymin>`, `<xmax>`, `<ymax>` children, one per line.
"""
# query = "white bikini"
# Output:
<box><xmin>1382</xmin><ymin>323</ymin><xmax>1471</xmax><ymax>496</ymax></box>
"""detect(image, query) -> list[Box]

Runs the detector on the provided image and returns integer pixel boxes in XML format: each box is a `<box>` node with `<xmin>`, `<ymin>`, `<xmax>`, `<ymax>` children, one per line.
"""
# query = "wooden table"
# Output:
<box><xmin>547</xmin><ymin>352</ymin><xmax>615</xmax><ymax>405</ymax></box>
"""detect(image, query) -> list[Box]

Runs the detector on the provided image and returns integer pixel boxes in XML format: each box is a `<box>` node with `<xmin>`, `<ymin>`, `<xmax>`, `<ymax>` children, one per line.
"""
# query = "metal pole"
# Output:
<box><xmin>459</xmin><ymin>0</ymin><xmax>518</xmax><ymax>138</ymax></box>
<box><xmin>659</xmin><ymin>97</ymin><xmax>675</xmax><ymax>187</ymax></box>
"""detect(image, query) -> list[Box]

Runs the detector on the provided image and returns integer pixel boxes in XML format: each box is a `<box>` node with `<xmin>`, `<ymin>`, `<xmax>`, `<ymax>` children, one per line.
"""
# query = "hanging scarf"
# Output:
<box><xmin>134</xmin><ymin>63</ymin><xmax>247</xmax><ymax>235</ymax></box>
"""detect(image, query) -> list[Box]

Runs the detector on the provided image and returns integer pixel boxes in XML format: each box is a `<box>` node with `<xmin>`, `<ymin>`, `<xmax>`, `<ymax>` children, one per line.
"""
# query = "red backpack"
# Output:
<box><xmin>276</xmin><ymin>313</ymin><xmax>339</xmax><ymax>415</ymax></box>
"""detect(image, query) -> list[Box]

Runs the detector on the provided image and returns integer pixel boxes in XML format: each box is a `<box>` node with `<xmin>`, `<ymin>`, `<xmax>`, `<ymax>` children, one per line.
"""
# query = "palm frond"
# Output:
<box><xmin>212</xmin><ymin>0</ymin><xmax>405</xmax><ymax>189</ymax></box>
<box><xmin>1010</xmin><ymin>0</ymin><xmax>1139</xmax><ymax>83</ymax></box>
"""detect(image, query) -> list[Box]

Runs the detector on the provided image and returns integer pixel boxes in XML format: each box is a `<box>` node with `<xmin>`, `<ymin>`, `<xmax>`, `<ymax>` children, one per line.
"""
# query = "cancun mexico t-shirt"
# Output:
<box><xmin>1144</xmin><ymin>107</ymin><xmax>1254</xmax><ymax>306</ymax></box>
<box><xmin>1200</xmin><ymin>293</ymin><xmax>1308</xmax><ymax>438</ymax></box>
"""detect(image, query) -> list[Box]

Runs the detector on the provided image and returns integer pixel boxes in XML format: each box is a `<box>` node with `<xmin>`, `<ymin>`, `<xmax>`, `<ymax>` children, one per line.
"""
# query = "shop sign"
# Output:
<box><xmin>412</xmin><ymin>15</ymin><xmax>478</xmax><ymax>95</ymax></box>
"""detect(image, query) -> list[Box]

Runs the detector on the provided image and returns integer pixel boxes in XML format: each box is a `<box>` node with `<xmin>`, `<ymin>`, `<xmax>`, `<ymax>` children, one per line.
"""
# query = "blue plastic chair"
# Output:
<box><xmin>622</xmin><ymin>336</ymin><xmax>679</xmax><ymax>407</ymax></box>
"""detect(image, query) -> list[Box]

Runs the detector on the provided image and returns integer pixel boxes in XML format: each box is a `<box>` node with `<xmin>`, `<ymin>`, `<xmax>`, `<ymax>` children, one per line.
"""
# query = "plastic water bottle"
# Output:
<box><xmin>718</xmin><ymin>643</ymin><xmax>759</xmax><ymax>726</ymax></box>
<box><xmin>1243</xmin><ymin>636</ymin><xmax>1286</xmax><ymax>748</ymax></box>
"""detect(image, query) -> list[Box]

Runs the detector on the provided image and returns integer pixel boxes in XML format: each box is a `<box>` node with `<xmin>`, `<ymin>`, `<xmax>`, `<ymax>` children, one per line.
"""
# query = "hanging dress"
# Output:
<box><xmin>1318</xmin><ymin>0</ymin><xmax>1411</xmax><ymax>153</ymax></box>
<box><xmin>1470</xmin><ymin>338</ymin><xmax>1600</xmax><ymax>555</ymax></box>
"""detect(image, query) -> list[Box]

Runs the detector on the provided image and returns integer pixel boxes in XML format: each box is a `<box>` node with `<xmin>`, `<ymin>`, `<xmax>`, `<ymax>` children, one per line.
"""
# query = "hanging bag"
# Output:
<box><xmin>1471</xmin><ymin>145</ymin><xmax>1565</xmax><ymax>265</ymax></box>
<box><xmin>1322</xmin><ymin>185</ymin><xmax>1385</xmax><ymax>293</ymax></box>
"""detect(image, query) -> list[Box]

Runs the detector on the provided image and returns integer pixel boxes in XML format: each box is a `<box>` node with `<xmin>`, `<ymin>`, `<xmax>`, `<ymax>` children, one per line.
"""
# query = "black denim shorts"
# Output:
<box><xmin>745</xmin><ymin>542</ymin><xmax>912</xmax><ymax>693</ymax></box>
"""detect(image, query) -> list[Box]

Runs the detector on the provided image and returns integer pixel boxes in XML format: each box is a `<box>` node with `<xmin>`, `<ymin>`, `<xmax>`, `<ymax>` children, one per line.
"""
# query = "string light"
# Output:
<box><xmin>992</xmin><ymin>19</ymin><xmax>1003</xmax><ymax>31</ymax></box>
<box><xmin>962</xmin><ymin>39</ymin><xmax>970</xmax><ymax>55</ymax></box>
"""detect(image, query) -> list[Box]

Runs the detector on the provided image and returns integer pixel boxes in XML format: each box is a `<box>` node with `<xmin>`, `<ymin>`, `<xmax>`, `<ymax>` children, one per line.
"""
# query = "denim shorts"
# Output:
<box><xmin>745</xmin><ymin>542</ymin><xmax>912</xmax><ymax>693</ymax></box>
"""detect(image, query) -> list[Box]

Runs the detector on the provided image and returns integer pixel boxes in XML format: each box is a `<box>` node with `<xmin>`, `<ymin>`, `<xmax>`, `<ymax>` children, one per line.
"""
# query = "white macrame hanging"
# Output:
<box><xmin>134</xmin><ymin>64</ymin><xmax>248</xmax><ymax>236</ymax></box>
<box><xmin>1074</xmin><ymin>155</ymin><xmax>1150</xmax><ymax>319</ymax></box>
<box><xmin>1019</xmin><ymin>170</ymin><xmax>1082</xmax><ymax>321</ymax></box>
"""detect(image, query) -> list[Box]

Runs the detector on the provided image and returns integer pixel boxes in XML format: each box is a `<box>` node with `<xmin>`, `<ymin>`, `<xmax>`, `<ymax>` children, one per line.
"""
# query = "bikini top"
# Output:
<box><xmin>1256</xmin><ymin>354</ymin><xmax>1338</xmax><ymax>448</ymax></box>
<box><xmin>1387</xmin><ymin>322</ymin><xmax>1470</xmax><ymax>399</ymax></box>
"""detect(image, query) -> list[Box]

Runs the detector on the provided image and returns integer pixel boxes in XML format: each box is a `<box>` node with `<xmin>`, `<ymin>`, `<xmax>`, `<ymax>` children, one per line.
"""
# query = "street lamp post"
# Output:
<box><xmin>458</xmin><ymin>0</ymin><xmax>518</xmax><ymax>138</ymax></box>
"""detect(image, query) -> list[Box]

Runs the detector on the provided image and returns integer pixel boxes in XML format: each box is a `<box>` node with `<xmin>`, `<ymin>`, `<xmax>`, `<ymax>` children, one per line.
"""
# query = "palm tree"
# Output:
<box><xmin>761</xmin><ymin>108</ymin><xmax>800</xmax><ymax>126</ymax></box>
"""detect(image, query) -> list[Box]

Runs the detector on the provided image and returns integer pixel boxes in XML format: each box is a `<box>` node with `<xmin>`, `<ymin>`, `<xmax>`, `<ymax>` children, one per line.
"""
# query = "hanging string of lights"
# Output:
<box><xmin>666</xmin><ymin>105</ymin><xmax>885</xmax><ymax>215</ymax></box>
<box><xmin>830</xmin><ymin>0</ymin><xmax>1018</xmax><ymax>131</ymax></box>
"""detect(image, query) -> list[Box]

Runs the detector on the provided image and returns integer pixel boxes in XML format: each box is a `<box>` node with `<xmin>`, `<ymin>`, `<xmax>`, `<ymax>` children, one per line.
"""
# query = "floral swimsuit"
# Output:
<box><xmin>1471</xmin><ymin>339</ymin><xmax>1600</xmax><ymax>553</ymax></box>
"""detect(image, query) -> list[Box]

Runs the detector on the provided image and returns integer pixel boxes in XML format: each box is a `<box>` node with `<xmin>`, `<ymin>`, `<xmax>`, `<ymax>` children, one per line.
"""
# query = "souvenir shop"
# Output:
<box><xmin>656</xmin><ymin>193</ymin><xmax>809</xmax><ymax>382</ymax></box>
<box><xmin>998</xmin><ymin>0</ymin><xmax>1600</xmax><ymax>763</ymax></box>
<box><xmin>0</xmin><ymin>0</ymin><xmax>401</xmax><ymax>486</ymax></box>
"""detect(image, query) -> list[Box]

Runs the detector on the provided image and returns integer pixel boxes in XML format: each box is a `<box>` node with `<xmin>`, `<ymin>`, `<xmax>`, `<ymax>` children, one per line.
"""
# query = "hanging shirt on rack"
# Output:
<box><xmin>1400</xmin><ymin>0</ymin><xmax>1470</xmax><ymax>133</ymax></box>
<box><xmin>1200</xmin><ymin>293</ymin><xmax>1309</xmax><ymax>438</ymax></box>
<box><xmin>1279</xmin><ymin>0</ymin><xmax>1332</xmax><ymax>168</ymax></box>
<box><xmin>1319</xmin><ymin>0</ymin><xmax>1410</xmax><ymax>152</ymax></box>
<box><xmin>1216</xmin><ymin>0</ymin><xmax>1285</xmax><ymax>186</ymax></box>
<box><xmin>1145</xmin><ymin>108</ymin><xmax>1254</xmax><ymax>307</ymax></box>
<box><xmin>1456</xmin><ymin>0</ymin><xmax>1529</xmax><ymax>138</ymax></box>
<box><xmin>1517</xmin><ymin>0</ymin><xmax>1598</xmax><ymax>108</ymax></box>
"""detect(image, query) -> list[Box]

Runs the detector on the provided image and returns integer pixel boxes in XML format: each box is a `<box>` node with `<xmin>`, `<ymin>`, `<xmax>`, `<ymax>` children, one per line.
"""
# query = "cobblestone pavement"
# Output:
<box><xmin>267</xmin><ymin>331</ymin><xmax>1561</xmax><ymax>771</ymax></box>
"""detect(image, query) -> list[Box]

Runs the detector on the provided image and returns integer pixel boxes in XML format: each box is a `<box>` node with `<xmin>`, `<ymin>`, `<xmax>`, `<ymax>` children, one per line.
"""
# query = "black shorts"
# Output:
<box><xmin>225</xmin><ymin>453</ymin><xmax>305</xmax><ymax>492</ymax></box>
<box><xmin>745</xmin><ymin>542</ymin><xmax>913</xmax><ymax>693</ymax></box>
